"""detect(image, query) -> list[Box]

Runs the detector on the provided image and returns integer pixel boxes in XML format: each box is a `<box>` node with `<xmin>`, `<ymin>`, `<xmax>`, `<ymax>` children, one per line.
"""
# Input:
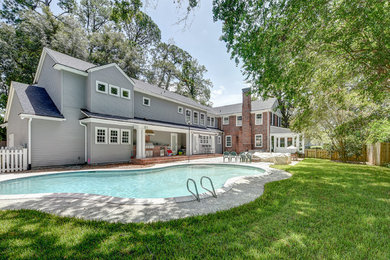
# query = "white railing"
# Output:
<box><xmin>0</xmin><ymin>147</ymin><xmax>28</xmax><ymax>173</ymax></box>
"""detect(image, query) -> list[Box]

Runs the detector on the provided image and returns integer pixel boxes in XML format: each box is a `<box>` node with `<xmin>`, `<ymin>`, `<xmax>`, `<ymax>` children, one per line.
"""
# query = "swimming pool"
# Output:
<box><xmin>0</xmin><ymin>164</ymin><xmax>266</xmax><ymax>199</ymax></box>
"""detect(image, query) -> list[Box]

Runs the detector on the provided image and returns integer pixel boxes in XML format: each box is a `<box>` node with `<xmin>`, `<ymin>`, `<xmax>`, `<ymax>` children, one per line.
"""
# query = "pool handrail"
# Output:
<box><xmin>186</xmin><ymin>178</ymin><xmax>200</xmax><ymax>202</ymax></box>
<box><xmin>200</xmin><ymin>176</ymin><xmax>217</xmax><ymax>198</ymax></box>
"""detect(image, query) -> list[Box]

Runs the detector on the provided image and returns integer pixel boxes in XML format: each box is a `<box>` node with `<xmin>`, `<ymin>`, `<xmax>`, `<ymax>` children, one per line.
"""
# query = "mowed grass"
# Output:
<box><xmin>0</xmin><ymin>159</ymin><xmax>389</xmax><ymax>259</ymax></box>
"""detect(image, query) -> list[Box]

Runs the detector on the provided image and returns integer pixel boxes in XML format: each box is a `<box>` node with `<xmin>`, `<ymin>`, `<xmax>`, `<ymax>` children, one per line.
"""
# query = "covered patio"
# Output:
<box><xmin>270</xmin><ymin>126</ymin><xmax>305</xmax><ymax>153</ymax></box>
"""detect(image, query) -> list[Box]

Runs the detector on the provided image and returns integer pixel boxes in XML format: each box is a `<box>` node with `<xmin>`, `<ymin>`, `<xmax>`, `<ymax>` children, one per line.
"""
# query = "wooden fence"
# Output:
<box><xmin>305</xmin><ymin>143</ymin><xmax>390</xmax><ymax>165</ymax></box>
<box><xmin>367</xmin><ymin>142</ymin><xmax>390</xmax><ymax>166</ymax></box>
<box><xmin>0</xmin><ymin>147</ymin><xmax>28</xmax><ymax>173</ymax></box>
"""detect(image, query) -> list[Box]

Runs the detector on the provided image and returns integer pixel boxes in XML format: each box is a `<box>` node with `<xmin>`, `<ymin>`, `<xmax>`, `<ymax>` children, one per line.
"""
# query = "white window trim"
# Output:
<box><xmin>178</xmin><ymin>106</ymin><xmax>183</xmax><ymax>114</ymax></box>
<box><xmin>255</xmin><ymin>113</ymin><xmax>263</xmax><ymax>125</ymax></box>
<box><xmin>121</xmin><ymin>129</ymin><xmax>131</xmax><ymax>144</ymax></box>
<box><xmin>96</xmin><ymin>81</ymin><xmax>108</xmax><ymax>94</ymax></box>
<box><xmin>121</xmin><ymin>88</ymin><xmax>131</xmax><ymax>99</ymax></box>
<box><xmin>225</xmin><ymin>135</ymin><xmax>232</xmax><ymax>147</ymax></box>
<box><xmin>217</xmin><ymin>136</ymin><xmax>221</xmax><ymax>144</ymax></box>
<box><xmin>211</xmin><ymin>117</ymin><xmax>215</xmax><ymax>127</ymax></box>
<box><xmin>255</xmin><ymin>134</ymin><xmax>263</xmax><ymax>147</ymax></box>
<box><xmin>193</xmin><ymin>111</ymin><xmax>199</xmax><ymax>125</ymax></box>
<box><xmin>143</xmin><ymin>97</ymin><xmax>151</xmax><ymax>106</ymax></box>
<box><xmin>200</xmin><ymin>113</ymin><xmax>205</xmax><ymax>125</ymax></box>
<box><xmin>95</xmin><ymin>127</ymin><xmax>107</xmax><ymax>144</ymax></box>
<box><xmin>185</xmin><ymin>109</ymin><xmax>192</xmax><ymax>124</ymax></box>
<box><xmin>236</xmin><ymin>114</ymin><xmax>242</xmax><ymax>127</ymax></box>
<box><xmin>223</xmin><ymin>116</ymin><xmax>229</xmax><ymax>125</ymax></box>
<box><xmin>109</xmin><ymin>84</ymin><xmax>120</xmax><ymax>97</ymax></box>
<box><xmin>109</xmin><ymin>128</ymin><xmax>120</xmax><ymax>144</ymax></box>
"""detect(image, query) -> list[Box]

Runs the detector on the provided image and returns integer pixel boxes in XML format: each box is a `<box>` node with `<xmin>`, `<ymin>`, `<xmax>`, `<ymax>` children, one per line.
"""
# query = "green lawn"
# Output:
<box><xmin>1</xmin><ymin>159</ymin><xmax>389</xmax><ymax>259</ymax></box>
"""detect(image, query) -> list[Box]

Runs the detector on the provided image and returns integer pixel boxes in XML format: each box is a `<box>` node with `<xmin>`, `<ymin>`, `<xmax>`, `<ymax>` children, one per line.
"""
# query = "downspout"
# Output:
<box><xmin>79</xmin><ymin>121</ymin><xmax>87</xmax><ymax>163</ymax></box>
<box><xmin>28</xmin><ymin>118</ymin><xmax>32</xmax><ymax>170</ymax></box>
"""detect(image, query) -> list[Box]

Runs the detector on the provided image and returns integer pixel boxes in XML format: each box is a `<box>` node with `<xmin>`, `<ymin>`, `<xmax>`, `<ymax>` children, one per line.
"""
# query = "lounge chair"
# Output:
<box><xmin>223</xmin><ymin>151</ymin><xmax>231</xmax><ymax>162</ymax></box>
<box><xmin>239</xmin><ymin>152</ymin><xmax>247</xmax><ymax>162</ymax></box>
<box><xmin>246</xmin><ymin>152</ymin><xmax>252</xmax><ymax>163</ymax></box>
<box><xmin>230</xmin><ymin>151</ymin><xmax>239</xmax><ymax>163</ymax></box>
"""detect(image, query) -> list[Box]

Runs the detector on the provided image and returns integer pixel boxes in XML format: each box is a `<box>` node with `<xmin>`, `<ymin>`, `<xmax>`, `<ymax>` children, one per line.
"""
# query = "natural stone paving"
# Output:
<box><xmin>0</xmin><ymin>157</ymin><xmax>293</xmax><ymax>223</ymax></box>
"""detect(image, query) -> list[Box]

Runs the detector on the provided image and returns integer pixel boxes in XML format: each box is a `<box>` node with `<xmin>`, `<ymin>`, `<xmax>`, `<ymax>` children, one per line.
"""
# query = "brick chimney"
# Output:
<box><xmin>240</xmin><ymin>87</ymin><xmax>252</xmax><ymax>152</ymax></box>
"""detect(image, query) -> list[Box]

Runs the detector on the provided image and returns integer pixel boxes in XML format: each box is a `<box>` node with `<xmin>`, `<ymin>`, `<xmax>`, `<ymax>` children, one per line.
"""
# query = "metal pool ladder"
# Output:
<box><xmin>186</xmin><ymin>178</ymin><xmax>200</xmax><ymax>202</ymax></box>
<box><xmin>200</xmin><ymin>176</ymin><xmax>217</xmax><ymax>198</ymax></box>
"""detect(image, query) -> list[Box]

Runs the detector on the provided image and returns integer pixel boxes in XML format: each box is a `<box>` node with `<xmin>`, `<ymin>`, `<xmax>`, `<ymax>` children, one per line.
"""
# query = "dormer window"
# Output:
<box><xmin>96</xmin><ymin>81</ymin><xmax>108</xmax><ymax>94</ymax></box>
<box><xmin>143</xmin><ymin>97</ymin><xmax>150</xmax><ymax>106</ymax></box>
<box><xmin>121</xmin><ymin>88</ymin><xmax>131</xmax><ymax>99</ymax></box>
<box><xmin>109</xmin><ymin>85</ymin><xmax>120</xmax><ymax>97</ymax></box>
<box><xmin>178</xmin><ymin>106</ymin><xmax>183</xmax><ymax>114</ymax></box>
<box><xmin>211</xmin><ymin>117</ymin><xmax>215</xmax><ymax>127</ymax></box>
<box><xmin>223</xmin><ymin>116</ymin><xmax>229</xmax><ymax>125</ymax></box>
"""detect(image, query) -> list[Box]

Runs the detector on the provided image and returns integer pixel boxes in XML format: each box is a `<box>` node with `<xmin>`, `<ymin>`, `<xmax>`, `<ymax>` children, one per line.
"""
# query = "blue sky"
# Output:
<box><xmin>142</xmin><ymin>1</ymin><xmax>246</xmax><ymax>107</ymax></box>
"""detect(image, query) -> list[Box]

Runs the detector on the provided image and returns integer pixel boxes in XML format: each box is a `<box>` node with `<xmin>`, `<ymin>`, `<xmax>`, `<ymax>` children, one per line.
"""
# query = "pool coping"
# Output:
<box><xmin>0</xmin><ymin>162</ymin><xmax>271</xmax><ymax>205</ymax></box>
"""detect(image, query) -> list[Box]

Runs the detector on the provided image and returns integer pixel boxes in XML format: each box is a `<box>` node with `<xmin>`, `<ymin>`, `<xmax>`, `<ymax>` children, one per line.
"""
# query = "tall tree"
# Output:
<box><xmin>78</xmin><ymin>0</ymin><xmax>112</xmax><ymax>33</ymax></box>
<box><xmin>213</xmin><ymin>0</ymin><xmax>390</xmax><ymax>125</ymax></box>
<box><xmin>147</xmin><ymin>42</ymin><xmax>188</xmax><ymax>90</ymax></box>
<box><xmin>177</xmin><ymin>59</ymin><xmax>212</xmax><ymax>106</ymax></box>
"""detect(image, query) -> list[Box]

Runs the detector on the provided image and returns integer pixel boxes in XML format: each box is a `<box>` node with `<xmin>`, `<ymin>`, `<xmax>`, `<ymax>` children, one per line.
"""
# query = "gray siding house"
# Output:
<box><xmin>3</xmin><ymin>48</ymin><xmax>223</xmax><ymax>168</ymax></box>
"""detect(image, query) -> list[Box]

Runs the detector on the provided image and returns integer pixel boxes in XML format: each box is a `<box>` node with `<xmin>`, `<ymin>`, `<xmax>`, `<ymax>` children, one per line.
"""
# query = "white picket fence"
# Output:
<box><xmin>0</xmin><ymin>147</ymin><xmax>28</xmax><ymax>173</ymax></box>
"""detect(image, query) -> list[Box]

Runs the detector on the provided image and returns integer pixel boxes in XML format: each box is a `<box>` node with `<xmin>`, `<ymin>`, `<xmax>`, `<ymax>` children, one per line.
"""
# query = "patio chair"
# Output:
<box><xmin>239</xmin><ymin>152</ymin><xmax>247</xmax><ymax>162</ymax></box>
<box><xmin>246</xmin><ymin>152</ymin><xmax>252</xmax><ymax>163</ymax></box>
<box><xmin>223</xmin><ymin>151</ymin><xmax>231</xmax><ymax>163</ymax></box>
<box><xmin>230</xmin><ymin>151</ymin><xmax>239</xmax><ymax>163</ymax></box>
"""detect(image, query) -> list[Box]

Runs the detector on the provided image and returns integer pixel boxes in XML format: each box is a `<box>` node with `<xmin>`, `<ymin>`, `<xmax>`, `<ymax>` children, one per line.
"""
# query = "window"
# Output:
<box><xmin>109</xmin><ymin>85</ymin><xmax>120</xmax><ymax>97</ymax></box>
<box><xmin>211</xmin><ymin>117</ymin><xmax>215</xmax><ymax>127</ymax></box>
<box><xmin>109</xmin><ymin>128</ymin><xmax>119</xmax><ymax>144</ymax></box>
<box><xmin>223</xmin><ymin>116</ymin><xmax>229</xmax><ymax>125</ymax></box>
<box><xmin>236</xmin><ymin>115</ymin><xmax>242</xmax><ymax>126</ymax></box>
<box><xmin>207</xmin><ymin>116</ymin><xmax>211</xmax><ymax>126</ymax></box>
<box><xmin>225</xmin><ymin>135</ymin><xmax>232</xmax><ymax>147</ymax></box>
<box><xmin>121</xmin><ymin>88</ymin><xmax>131</xmax><ymax>99</ymax></box>
<box><xmin>185</xmin><ymin>109</ymin><xmax>192</xmax><ymax>124</ymax></box>
<box><xmin>200</xmin><ymin>113</ymin><xmax>205</xmax><ymax>125</ymax></box>
<box><xmin>270</xmin><ymin>112</ymin><xmax>274</xmax><ymax>125</ymax></box>
<box><xmin>218</xmin><ymin>136</ymin><xmax>221</xmax><ymax>144</ymax></box>
<box><xmin>193</xmin><ymin>111</ymin><xmax>199</xmax><ymax>124</ymax></box>
<box><xmin>255</xmin><ymin>113</ymin><xmax>263</xmax><ymax>125</ymax></box>
<box><xmin>255</xmin><ymin>134</ymin><xmax>263</xmax><ymax>147</ymax></box>
<box><xmin>280</xmin><ymin>138</ymin><xmax>285</xmax><ymax>147</ymax></box>
<box><xmin>121</xmin><ymin>129</ymin><xmax>130</xmax><ymax>144</ymax></box>
<box><xmin>143</xmin><ymin>97</ymin><xmax>150</xmax><ymax>106</ymax></box>
<box><xmin>96</xmin><ymin>81</ymin><xmax>108</xmax><ymax>94</ymax></box>
<box><xmin>178</xmin><ymin>106</ymin><xmax>183</xmax><ymax>114</ymax></box>
<box><xmin>95</xmin><ymin>127</ymin><xmax>107</xmax><ymax>144</ymax></box>
<box><xmin>278</xmin><ymin>117</ymin><xmax>281</xmax><ymax>127</ymax></box>
<box><xmin>287</xmin><ymin>137</ymin><xmax>293</xmax><ymax>147</ymax></box>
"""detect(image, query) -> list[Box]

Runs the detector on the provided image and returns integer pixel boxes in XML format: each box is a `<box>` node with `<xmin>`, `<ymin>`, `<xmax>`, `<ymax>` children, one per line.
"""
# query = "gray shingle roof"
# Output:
<box><xmin>213</xmin><ymin>98</ymin><xmax>278</xmax><ymax>115</ymax></box>
<box><xmin>44</xmin><ymin>48</ymin><xmax>95</xmax><ymax>71</ymax></box>
<box><xmin>12</xmin><ymin>81</ymin><xmax>64</xmax><ymax>118</ymax></box>
<box><xmin>131</xmin><ymin>79</ymin><xmax>214</xmax><ymax>113</ymax></box>
<box><xmin>270</xmin><ymin>126</ymin><xmax>295</xmax><ymax>134</ymax></box>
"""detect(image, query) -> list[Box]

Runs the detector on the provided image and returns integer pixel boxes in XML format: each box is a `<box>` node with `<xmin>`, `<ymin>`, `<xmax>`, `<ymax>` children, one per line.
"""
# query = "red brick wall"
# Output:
<box><xmin>251</xmin><ymin>112</ymin><xmax>269</xmax><ymax>151</ymax></box>
<box><xmin>221</xmin><ymin>115</ymin><xmax>241</xmax><ymax>152</ymax></box>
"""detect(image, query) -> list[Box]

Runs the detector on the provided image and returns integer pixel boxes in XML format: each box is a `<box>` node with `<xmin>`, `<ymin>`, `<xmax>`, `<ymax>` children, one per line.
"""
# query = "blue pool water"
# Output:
<box><xmin>0</xmin><ymin>164</ymin><xmax>266</xmax><ymax>198</ymax></box>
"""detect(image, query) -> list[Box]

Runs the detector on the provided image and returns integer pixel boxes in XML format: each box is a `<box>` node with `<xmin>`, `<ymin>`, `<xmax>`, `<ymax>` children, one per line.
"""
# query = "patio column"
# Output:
<box><xmin>301</xmin><ymin>135</ymin><xmax>305</xmax><ymax>153</ymax></box>
<box><xmin>186</xmin><ymin>131</ymin><xmax>192</xmax><ymax>156</ymax></box>
<box><xmin>135</xmin><ymin>126</ymin><xmax>145</xmax><ymax>159</ymax></box>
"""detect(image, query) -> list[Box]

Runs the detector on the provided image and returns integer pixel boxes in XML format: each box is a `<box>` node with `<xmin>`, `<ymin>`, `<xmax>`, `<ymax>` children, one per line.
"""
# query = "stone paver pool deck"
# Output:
<box><xmin>0</xmin><ymin>157</ymin><xmax>293</xmax><ymax>223</ymax></box>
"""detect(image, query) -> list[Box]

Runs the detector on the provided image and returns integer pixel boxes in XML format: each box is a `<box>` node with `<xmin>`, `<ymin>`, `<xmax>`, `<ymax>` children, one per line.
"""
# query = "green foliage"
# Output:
<box><xmin>366</xmin><ymin>119</ymin><xmax>390</xmax><ymax>144</ymax></box>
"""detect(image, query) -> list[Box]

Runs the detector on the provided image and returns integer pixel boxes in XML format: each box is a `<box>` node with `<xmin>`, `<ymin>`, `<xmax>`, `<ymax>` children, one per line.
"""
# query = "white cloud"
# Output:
<box><xmin>211</xmin><ymin>85</ymin><xmax>242</xmax><ymax>107</ymax></box>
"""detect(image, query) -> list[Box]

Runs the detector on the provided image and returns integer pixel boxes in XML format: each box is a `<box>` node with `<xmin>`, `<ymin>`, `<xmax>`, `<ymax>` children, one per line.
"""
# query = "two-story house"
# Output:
<box><xmin>2</xmin><ymin>48</ymin><xmax>303</xmax><ymax>168</ymax></box>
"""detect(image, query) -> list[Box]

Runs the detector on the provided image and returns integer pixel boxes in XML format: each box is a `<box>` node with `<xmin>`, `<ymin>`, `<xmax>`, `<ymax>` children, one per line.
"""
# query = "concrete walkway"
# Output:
<box><xmin>0</xmin><ymin>157</ymin><xmax>293</xmax><ymax>223</ymax></box>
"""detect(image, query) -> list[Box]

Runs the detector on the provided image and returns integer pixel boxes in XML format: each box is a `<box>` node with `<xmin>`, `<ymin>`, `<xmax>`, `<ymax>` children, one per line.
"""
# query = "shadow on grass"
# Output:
<box><xmin>0</xmin><ymin>159</ymin><xmax>389</xmax><ymax>259</ymax></box>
